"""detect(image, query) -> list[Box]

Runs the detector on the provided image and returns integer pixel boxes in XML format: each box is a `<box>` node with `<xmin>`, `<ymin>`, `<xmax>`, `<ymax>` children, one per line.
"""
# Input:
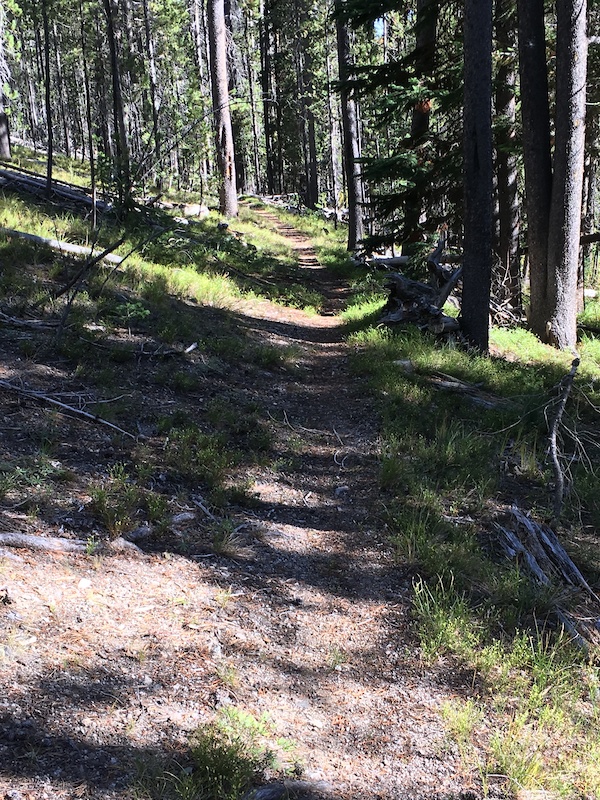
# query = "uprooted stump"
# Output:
<box><xmin>494</xmin><ymin>506</ymin><xmax>600</xmax><ymax>650</ymax></box>
<box><xmin>378</xmin><ymin>234</ymin><xmax>463</xmax><ymax>337</ymax></box>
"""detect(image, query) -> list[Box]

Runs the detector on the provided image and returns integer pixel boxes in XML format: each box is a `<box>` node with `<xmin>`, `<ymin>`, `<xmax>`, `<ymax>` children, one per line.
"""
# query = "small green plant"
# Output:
<box><xmin>163</xmin><ymin>427</ymin><xmax>232</xmax><ymax>487</ymax></box>
<box><xmin>138</xmin><ymin>709</ymin><xmax>282</xmax><ymax>800</ymax></box>
<box><xmin>85</xmin><ymin>535</ymin><xmax>100</xmax><ymax>555</ymax></box>
<box><xmin>327</xmin><ymin>647</ymin><xmax>348</xmax><ymax>669</ymax></box>
<box><xmin>115</xmin><ymin>300</ymin><xmax>151</xmax><ymax>329</ymax></box>
<box><xmin>486</xmin><ymin>714</ymin><xmax>544</xmax><ymax>791</ymax></box>
<box><xmin>211</xmin><ymin>521</ymin><xmax>253</xmax><ymax>559</ymax></box>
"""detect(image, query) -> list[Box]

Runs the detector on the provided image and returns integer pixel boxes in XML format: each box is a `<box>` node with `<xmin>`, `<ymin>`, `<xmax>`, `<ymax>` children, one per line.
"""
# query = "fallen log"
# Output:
<box><xmin>0</xmin><ymin>532</ymin><xmax>88</xmax><ymax>553</ymax></box>
<box><xmin>494</xmin><ymin>505</ymin><xmax>600</xmax><ymax>649</ymax></box>
<box><xmin>0</xmin><ymin>226</ymin><xmax>124</xmax><ymax>265</ymax></box>
<box><xmin>0</xmin><ymin>165</ymin><xmax>111</xmax><ymax>212</ymax></box>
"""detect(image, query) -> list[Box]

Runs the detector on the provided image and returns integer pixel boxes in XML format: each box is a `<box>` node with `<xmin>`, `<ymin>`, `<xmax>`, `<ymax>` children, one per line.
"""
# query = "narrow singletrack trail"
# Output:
<box><xmin>0</xmin><ymin>209</ymin><xmax>492</xmax><ymax>800</ymax></box>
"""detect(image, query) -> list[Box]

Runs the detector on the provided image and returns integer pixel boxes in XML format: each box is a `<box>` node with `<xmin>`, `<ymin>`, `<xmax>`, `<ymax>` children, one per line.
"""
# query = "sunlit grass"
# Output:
<box><xmin>346</xmin><ymin>300</ymin><xmax>600</xmax><ymax>797</ymax></box>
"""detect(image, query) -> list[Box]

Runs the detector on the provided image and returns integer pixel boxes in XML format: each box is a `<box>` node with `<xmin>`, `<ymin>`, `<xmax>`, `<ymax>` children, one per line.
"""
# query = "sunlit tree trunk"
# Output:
<box><xmin>518</xmin><ymin>0</ymin><xmax>587</xmax><ymax>349</ymax></box>
<box><xmin>41</xmin><ymin>0</ymin><xmax>53</xmax><ymax>196</ymax></box>
<box><xmin>103</xmin><ymin>0</ymin><xmax>133</xmax><ymax>207</ymax></box>
<box><xmin>546</xmin><ymin>0</ymin><xmax>587</xmax><ymax>349</ymax></box>
<box><xmin>207</xmin><ymin>0</ymin><xmax>238</xmax><ymax>217</ymax></box>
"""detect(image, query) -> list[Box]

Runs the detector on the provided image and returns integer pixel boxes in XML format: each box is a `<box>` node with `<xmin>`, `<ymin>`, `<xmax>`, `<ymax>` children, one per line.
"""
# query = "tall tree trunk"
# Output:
<box><xmin>79</xmin><ymin>0</ymin><xmax>97</xmax><ymax>228</ymax></box>
<box><xmin>52</xmin><ymin>22</ymin><xmax>72</xmax><ymax>158</ymax></box>
<box><xmin>259</xmin><ymin>0</ymin><xmax>276</xmax><ymax>194</ymax></box>
<box><xmin>189</xmin><ymin>0</ymin><xmax>213</xmax><ymax>195</ymax></box>
<box><xmin>207</xmin><ymin>0</ymin><xmax>238</xmax><ymax>217</ymax></box>
<box><xmin>546</xmin><ymin>0</ymin><xmax>587</xmax><ymax>349</ymax></box>
<box><xmin>103</xmin><ymin>0</ymin><xmax>133</xmax><ymax>207</ymax></box>
<box><xmin>0</xmin><ymin>3</ymin><xmax>11</xmax><ymax>160</ymax></box>
<box><xmin>325</xmin><ymin>38</ymin><xmax>341</xmax><ymax>220</ymax></box>
<box><xmin>495</xmin><ymin>0</ymin><xmax>520</xmax><ymax>308</ymax></box>
<box><xmin>461</xmin><ymin>0</ymin><xmax>493</xmax><ymax>351</ymax></box>
<box><xmin>244</xmin><ymin>12</ymin><xmax>262</xmax><ymax>193</ymax></box>
<box><xmin>518</xmin><ymin>0</ymin><xmax>587</xmax><ymax>350</ymax></box>
<box><xmin>335</xmin><ymin>10</ymin><xmax>364</xmax><ymax>251</ymax></box>
<box><xmin>41</xmin><ymin>0</ymin><xmax>53</xmax><ymax>197</ymax></box>
<box><xmin>142</xmin><ymin>0</ymin><xmax>162</xmax><ymax>189</ymax></box>
<box><xmin>517</xmin><ymin>0</ymin><xmax>553</xmax><ymax>339</ymax></box>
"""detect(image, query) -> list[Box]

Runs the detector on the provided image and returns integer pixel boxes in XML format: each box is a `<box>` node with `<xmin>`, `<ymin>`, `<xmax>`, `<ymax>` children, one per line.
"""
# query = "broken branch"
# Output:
<box><xmin>0</xmin><ymin>379</ymin><xmax>136</xmax><ymax>439</ymax></box>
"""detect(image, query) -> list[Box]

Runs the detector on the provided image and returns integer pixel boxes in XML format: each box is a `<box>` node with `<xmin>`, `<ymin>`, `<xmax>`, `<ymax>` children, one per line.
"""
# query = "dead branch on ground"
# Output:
<box><xmin>0</xmin><ymin>379</ymin><xmax>136</xmax><ymax>439</ymax></box>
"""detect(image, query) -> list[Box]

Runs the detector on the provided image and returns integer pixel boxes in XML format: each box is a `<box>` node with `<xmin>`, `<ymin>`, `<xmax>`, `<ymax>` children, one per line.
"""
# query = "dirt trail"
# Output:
<box><xmin>0</xmin><ymin>213</ymin><xmax>491</xmax><ymax>800</ymax></box>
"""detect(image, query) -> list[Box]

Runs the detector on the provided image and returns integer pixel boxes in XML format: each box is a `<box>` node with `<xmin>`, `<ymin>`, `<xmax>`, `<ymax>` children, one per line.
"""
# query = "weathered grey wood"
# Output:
<box><xmin>0</xmin><ymin>226</ymin><xmax>124</xmax><ymax>265</ymax></box>
<box><xmin>0</xmin><ymin>533</ymin><xmax>87</xmax><ymax>553</ymax></box>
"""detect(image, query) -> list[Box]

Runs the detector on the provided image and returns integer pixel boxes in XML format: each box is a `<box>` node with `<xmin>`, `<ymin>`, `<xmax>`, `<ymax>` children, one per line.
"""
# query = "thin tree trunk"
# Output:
<box><xmin>0</xmin><ymin>4</ymin><xmax>11</xmax><ymax>160</ymax></box>
<box><xmin>142</xmin><ymin>0</ymin><xmax>162</xmax><ymax>189</ymax></box>
<box><xmin>244</xmin><ymin>13</ymin><xmax>261</xmax><ymax>193</ymax></box>
<box><xmin>495</xmin><ymin>0</ymin><xmax>520</xmax><ymax>308</ymax></box>
<box><xmin>79</xmin><ymin>0</ymin><xmax>97</xmax><ymax>228</ymax></box>
<box><xmin>259</xmin><ymin>0</ymin><xmax>275</xmax><ymax>194</ymax></box>
<box><xmin>52</xmin><ymin>22</ymin><xmax>72</xmax><ymax>158</ymax></box>
<box><xmin>41</xmin><ymin>0</ymin><xmax>53</xmax><ymax>197</ymax></box>
<box><xmin>335</xmin><ymin>10</ymin><xmax>364</xmax><ymax>250</ymax></box>
<box><xmin>325</xmin><ymin>39</ymin><xmax>340</xmax><ymax>220</ymax></box>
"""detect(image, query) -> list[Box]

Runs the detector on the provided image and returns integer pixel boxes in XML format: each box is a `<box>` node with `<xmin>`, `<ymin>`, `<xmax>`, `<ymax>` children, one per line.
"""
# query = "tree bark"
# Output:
<box><xmin>207</xmin><ymin>0</ymin><xmax>238</xmax><ymax>217</ymax></box>
<box><xmin>516</xmin><ymin>0</ymin><xmax>553</xmax><ymax>343</ymax></box>
<box><xmin>41</xmin><ymin>0</ymin><xmax>53</xmax><ymax>198</ymax></box>
<box><xmin>461</xmin><ymin>0</ymin><xmax>493</xmax><ymax>351</ymax></box>
<box><xmin>494</xmin><ymin>0</ymin><xmax>520</xmax><ymax>308</ymax></box>
<box><xmin>545</xmin><ymin>0</ymin><xmax>587</xmax><ymax>350</ymax></box>
<box><xmin>142</xmin><ymin>0</ymin><xmax>162</xmax><ymax>189</ymax></box>
<box><xmin>102</xmin><ymin>0</ymin><xmax>133</xmax><ymax>207</ymax></box>
<box><xmin>335</xmin><ymin>9</ymin><xmax>364</xmax><ymax>251</ymax></box>
<box><xmin>259</xmin><ymin>0</ymin><xmax>276</xmax><ymax>195</ymax></box>
<box><xmin>79</xmin><ymin>0</ymin><xmax>97</xmax><ymax>228</ymax></box>
<box><xmin>0</xmin><ymin>3</ymin><xmax>11</xmax><ymax>160</ymax></box>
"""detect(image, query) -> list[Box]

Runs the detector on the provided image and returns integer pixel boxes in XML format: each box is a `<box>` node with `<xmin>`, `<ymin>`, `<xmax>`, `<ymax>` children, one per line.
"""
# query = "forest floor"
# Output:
<box><xmin>0</xmin><ymin>210</ymin><xmax>501</xmax><ymax>800</ymax></box>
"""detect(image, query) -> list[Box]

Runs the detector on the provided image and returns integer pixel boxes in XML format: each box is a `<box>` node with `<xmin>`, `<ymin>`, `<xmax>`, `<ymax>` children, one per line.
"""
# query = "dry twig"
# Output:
<box><xmin>0</xmin><ymin>379</ymin><xmax>136</xmax><ymax>439</ymax></box>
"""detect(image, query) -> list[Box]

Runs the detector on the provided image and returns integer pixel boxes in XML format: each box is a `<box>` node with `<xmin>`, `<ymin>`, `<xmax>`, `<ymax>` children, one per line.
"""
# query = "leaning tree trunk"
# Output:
<box><xmin>335</xmin><ymin>9</ymin><xmax>364</xmax><ymax>251</ymax></box>
<box><xmin>545</xmin><ymin>0</ymin><xmax>587</xmax><ymax>350</ymax></box>
<box><xmin>461</xmin><ymin>0</ymin><xmax>493</xmax><ymax>351</ymax></box>
<box><xmin>208</xmin><ymin>0</ymin><xmax>238</xmax><ymax>217</ymax></box>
